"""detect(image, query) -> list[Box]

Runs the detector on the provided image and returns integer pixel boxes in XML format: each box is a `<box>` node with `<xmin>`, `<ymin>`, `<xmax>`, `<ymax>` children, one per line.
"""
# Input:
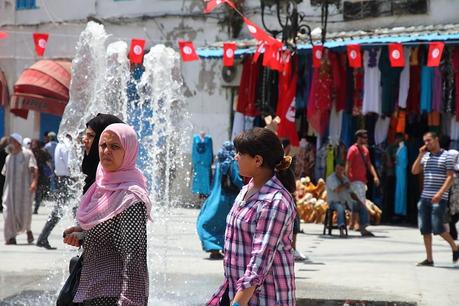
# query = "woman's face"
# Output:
<box><xmin>82</xmin><ymin>127</ymin><xmax>96</xmax><ymax>154</ymax></box>
<box><xmin>99</xmin><ymin>131</ymin><xmax>125</xmax><ymax>172</ymax></box>
<box><xmin>235</xmin><ymin>152</ymin><xmax>261</xmax><ymax>178</ymax></box>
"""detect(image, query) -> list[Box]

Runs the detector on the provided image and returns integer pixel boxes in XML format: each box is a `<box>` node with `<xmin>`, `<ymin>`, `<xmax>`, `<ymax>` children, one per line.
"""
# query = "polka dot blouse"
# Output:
<box><xmin>74</xmin><ymin>202</ymin><xmax>149</xmax><ymax>305</ymax></box>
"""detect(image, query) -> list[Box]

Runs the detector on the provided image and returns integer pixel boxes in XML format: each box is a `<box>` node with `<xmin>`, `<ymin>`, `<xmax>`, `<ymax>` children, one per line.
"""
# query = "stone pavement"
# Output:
<box><xmin>0</xmin><ymin>204</ymin><xmax>457</xmax><ymax>305</ymax></box>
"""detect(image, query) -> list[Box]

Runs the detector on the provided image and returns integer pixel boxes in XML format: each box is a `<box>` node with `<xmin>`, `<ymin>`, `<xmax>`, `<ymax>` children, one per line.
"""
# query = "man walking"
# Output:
<box><xmin>412</xmin><ymin>132</ymin><xmax>459</xmax><ymax>265</ymax></box>
<box><xmin>2</xmin><ymin>133</ymin><xmax>38</xmax><ymax>245</ymax></box>
<box><xmin>37</xmin><ymin>134</ymin><xmax>73</xmax><ymax>249</ymax></box>
<box><xmin>346</xmin><ymin>129</ymin><xmax>379</xmax><ymax>236</ymax></box>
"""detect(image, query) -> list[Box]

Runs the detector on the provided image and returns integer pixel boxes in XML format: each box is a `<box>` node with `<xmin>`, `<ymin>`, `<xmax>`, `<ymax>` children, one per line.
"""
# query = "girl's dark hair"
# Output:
<box><xmin>234</xmin><ymin>127</ymin><xmax>296</xmax><ymax>193</ymax></box>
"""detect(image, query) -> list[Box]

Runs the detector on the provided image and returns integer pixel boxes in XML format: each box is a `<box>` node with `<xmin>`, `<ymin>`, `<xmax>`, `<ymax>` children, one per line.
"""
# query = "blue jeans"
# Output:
<box><xmin>417</xmin><ymin>198</ymin><xmax>447</xmax><ymax>235</ymax></box>
<box><xmin>351</xmin><ymin>201</ymin><xmax>369</xmax><ymax>230</ymax></box>
<box><xmin>329</xmin><ymin>202</ymin><xmax>346</xmax><ymax>227</ymax></box>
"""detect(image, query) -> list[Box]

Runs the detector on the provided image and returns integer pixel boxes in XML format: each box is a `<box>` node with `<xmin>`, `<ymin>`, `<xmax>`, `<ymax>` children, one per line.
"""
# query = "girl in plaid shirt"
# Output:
<box><xmin>208</xmin><ymin>128</ymin><xmax>297</xmax><ymax>306</ymax></box>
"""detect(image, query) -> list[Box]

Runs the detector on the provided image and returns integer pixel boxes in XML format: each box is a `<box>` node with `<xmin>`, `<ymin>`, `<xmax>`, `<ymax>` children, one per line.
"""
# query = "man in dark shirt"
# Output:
<box><xmin>412</xmin><ymin>131</ymin><xmax>459</xmax><ymax>266</ymax></box>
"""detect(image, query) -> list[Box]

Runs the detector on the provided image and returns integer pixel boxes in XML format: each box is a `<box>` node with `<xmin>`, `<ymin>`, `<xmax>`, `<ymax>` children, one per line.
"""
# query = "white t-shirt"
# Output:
<box><xmin>54</xmin><ymin>142</ymin><xmax>71</xmax><ymax>177</ymax></box>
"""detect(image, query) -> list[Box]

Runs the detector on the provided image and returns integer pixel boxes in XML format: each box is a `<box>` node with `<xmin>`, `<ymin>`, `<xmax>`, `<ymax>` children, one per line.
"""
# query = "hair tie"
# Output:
<box><xmin>275</xmin><ymin>155</ymin><xmax>292</xmax><ymax>171</ymax></box>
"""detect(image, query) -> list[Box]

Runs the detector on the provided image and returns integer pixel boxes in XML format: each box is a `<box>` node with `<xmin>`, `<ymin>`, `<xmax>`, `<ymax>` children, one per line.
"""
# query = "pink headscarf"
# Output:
<box><xmin>77</xmin><ymin>123</ymin><xmax>152</xmax><ymax>230</ymax></box>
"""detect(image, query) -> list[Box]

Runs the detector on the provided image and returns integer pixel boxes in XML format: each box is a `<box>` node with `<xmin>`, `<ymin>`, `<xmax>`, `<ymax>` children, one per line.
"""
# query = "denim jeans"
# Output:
<box><xmin>329</xmin><ymin>202</ymin><xmax>346</xmax><ymax>227</ymax></box>
<box><xmin>417</xmin><ymin>198</ymin><xmax>447</xmax><ymax>235</ymax></box>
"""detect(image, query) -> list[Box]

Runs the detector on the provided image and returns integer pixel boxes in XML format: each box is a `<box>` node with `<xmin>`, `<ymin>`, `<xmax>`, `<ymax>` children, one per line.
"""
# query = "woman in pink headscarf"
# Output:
<box><xmin>63</xmin><ymin>123</ymin><xmax>152</xmax><ymax>306</ymax></box>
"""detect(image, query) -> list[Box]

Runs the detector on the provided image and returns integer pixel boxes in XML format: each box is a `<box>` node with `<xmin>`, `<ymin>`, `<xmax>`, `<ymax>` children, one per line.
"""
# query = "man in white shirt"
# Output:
<box><xmin>37</xmin><ymin>134</ymin><xmax>73</xmax><ymax>249</ymax></box>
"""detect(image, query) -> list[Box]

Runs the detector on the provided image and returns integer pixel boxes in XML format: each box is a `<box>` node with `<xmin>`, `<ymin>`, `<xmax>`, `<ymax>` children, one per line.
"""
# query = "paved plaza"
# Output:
<box><xmin>0</xmin><ymin>204</ymin><xmax>458</xmax><ymax>306</ymax></box>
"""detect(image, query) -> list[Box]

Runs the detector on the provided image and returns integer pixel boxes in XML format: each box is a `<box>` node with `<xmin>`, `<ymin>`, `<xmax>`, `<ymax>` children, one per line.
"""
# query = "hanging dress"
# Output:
<box><xmin>191</xmin><ymin>134</ymin><xmax>213</xmax><ymax>195</ymax></box>
<box><xmin>394</xmin><ymin>143</ymin><xmax>408</xmax><ymax>216</ymax></box>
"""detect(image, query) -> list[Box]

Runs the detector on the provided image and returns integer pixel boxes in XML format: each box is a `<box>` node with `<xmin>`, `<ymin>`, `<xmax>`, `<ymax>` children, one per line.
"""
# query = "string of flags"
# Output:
<box><xmin>0</xmin><ymin>0</ymin><xmax>449</xmax><ymax>70</ymax></box>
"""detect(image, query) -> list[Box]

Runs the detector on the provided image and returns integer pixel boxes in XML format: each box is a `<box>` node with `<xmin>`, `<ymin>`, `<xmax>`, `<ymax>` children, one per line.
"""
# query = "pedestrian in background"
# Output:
<box><xmin>44</xmin><ymin>131</ymin><xmax>58</xmax><ymax>192</ymax></box>
<box><xmin>2</xmin><ymin>133</ymin><xmax>38</xmax><ymax>245</ymax></box>
<box><xmin>197</xmin><ymin>141</ymin><xmax>243</xmax><ymax>260</ymax></box>
<box><xmin>36</xmin><ymin>134</ymin><xmax>73</xmax><ymax>249</ymax></box>
<box><xmin>31</xmin><ymin>139</ymin><xmax>52</xmax><ymax>214</ymax></box>
<box><xmin>81</xmin><ymin>113</ymin><xmax>124</xmax><ymax>194</ymax></box>
<box><xmin>345</xmin><ymin>129</ymin><xmax>379</xmax><ymax>236</ymax></box>
<box><xmin>412</xmin><ymin>131</ymin><xmax>459</xmax><ymax>266</ymax></box>
<box><xmin>208</xmin><ymin>128</ymin><xmax>296</xmax><ymax>306</ymax></box>
<box><xmin>64</xmin><ymin>123</ymin><xmax>151</xmax><ymax>305</ymax></box>
<box><xmin>0</xmin><ymin>136</ymin><xmax>8</xmax><ymax>213</ymax></box>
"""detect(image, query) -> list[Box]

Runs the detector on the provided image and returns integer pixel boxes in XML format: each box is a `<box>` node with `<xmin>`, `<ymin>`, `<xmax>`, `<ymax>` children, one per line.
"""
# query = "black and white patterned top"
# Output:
<box><xmin>74</xmin><ymin>202</ymin><xmax>149</xmax><ymax>306</ymax></box>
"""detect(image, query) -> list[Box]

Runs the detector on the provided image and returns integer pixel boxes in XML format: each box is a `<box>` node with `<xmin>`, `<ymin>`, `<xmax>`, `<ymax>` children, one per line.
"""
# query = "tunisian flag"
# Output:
<box><xmin>129</xmin><ymin>39</ymin><xmax>145</xmax><ymax>64</ymax></box>
<box><xmin>388</xmin><ymin>43</ymin><xmax>405</xmax><ymax>67</ymax></box>
<box><xmin>312</xmin><ymin>45</ymin><xmax>324</xmax><ymax>68</ymax></box>
<box><xmin>33</xmin><ymin>33</ymin><xmax>49</xmax><ymax>57</ymax></box>
<box><xmin>427</xmin><ymin>42</ymin><xmax>445</xmax><ymax>67</ymax></box>
<box><xmin>347</xmin><ymin>44</ymin><xmax>362</xmax><ymax>68</ymax></box>
<box><xmin>223</xmin><ymin>42</ymin><xmax>236</xmax><ymax>66</ymax></box>
<box><xmin>276</xmin><ymin>57</ymin><xmax>299</xmax><ymax>146</ymax></box>
<box><xmin>204</xmin><ymin>0</ymin><xmax>236</xmax><ymax>13</ymax></box>
<box><xmin>179</xmin><ymin>41</ymin><xmax>199</xmax><ymax>62</ymax></box>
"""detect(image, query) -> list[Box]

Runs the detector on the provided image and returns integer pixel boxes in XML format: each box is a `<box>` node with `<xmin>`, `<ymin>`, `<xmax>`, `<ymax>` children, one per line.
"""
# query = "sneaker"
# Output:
<box><xmin>416</xmin><ymin>259</ymin><xmax>434</xmax><ymax>267</ymax></box>
<box><xmin>453</xmin><ymin>247</ymin><xmax>459</xmax><ymax>263</ymax></box>
<box><xmin>294</xmin><ymin>249</ymin><xmax>307</xmax><ymax>262</ymax></box>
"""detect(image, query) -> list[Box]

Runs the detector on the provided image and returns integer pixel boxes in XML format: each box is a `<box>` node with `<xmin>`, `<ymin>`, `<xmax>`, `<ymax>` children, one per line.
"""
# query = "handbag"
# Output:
<box><xmin>56</xmin><ymin>254</ymin><xmax>84</xmax><ymax>306</ymax></box>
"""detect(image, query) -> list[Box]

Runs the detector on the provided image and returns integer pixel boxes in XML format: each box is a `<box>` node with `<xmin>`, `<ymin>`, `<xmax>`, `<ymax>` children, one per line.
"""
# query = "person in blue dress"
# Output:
<box><xmin>395</xmin><ymin>133</ymin><xmax>408</xmax><ymax>216</ymax></box>
<box><xmin>196</xmin><ymin>141</ymin><xmax>244</xmax><ymax>259</ymax></box>
<box><xmin>192</xmin><ymin>132</ymin><xmax>213</xmax><ymax>197</ymax></box>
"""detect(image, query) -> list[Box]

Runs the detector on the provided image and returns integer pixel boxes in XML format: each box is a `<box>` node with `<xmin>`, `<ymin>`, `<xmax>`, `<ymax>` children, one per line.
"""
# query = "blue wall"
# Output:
<box><xmin>40</xmin><ymin>112</ymin><xmax>61</xmax><ymax>142</ymax></box>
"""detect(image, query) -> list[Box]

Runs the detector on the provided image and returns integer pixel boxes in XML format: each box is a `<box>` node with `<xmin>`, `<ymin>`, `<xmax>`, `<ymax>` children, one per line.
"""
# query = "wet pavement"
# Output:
<box><xmin>0</xmin><ymin>204</ymin><xmax>457</xmax><ymax>305</ymax></box>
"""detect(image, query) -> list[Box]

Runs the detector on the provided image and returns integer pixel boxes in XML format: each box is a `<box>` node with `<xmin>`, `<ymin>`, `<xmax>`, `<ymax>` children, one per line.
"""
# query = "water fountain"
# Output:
<box><xmin>2</xmin><ymin>21</ymin><xmax>200</xmax><ymax>305</ymax></box>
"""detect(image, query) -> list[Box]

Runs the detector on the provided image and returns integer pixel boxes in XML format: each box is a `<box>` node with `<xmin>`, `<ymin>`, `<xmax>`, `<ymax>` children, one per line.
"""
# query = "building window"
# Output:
<box><xmin>16</xmin><ymin>0</ymin><xmax>37</xmax><ymax>10</ymax></box>
<box><xmin>343</xmin><ymin>0</ymin><xmax>428</xmax><ymax>21</ymax></box>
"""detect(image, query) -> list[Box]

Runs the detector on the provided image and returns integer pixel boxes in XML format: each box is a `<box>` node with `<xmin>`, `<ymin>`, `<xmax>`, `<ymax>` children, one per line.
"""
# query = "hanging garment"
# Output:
<box><xmin>328</xmin><ymin>105</ymin><xmax>343</xmax><ymax>145</ymax></box>
<box><xmin>294</xmin><ymin>141</ymin><xmax>316</xmax><ymax>179</ymax></box>
<box><xmin>452</xmin><ymin>47</ymin><xmax>459</xmax><ymax>121</ymax></box>
<box><xmin>314</xmin><ymin>144</ymin><xmax>328</xmax><ymax>181</ymax></box>
<box><xmin>345</xmin><ymin>65</ymin><xmax>355</xmax><ymax>113</ymax></box>
<box><xmin>407</xmin><ymin>65</ymin><xmax>421</xmax><ymax>114</ymax></box>
<box><xmin>420</xmin><ymin>66</ymin><xmax>434</xmax><ymax>113</ymax></box>
<box><xmin>329</xmin><ymin>52</ymin><xmax>347</xmax><ymax>111</ymax></box>
<box><xmin>396</xmin><ymin>110</ymin><xmax>407</xmax><ymax>134</ymax></box>
<box><xmin>431</xmin><ymin>67</ymin><xmax>442</xmax><ymax>112</ymax></box>
<box><xmin>379</xmin><ymin>46</ymin><xmax>403</xmax><ymax>116</ymax></box>
<box><xmin>231</xmin><ymin>112</ymin><xmax>245</xmax><ymax>140</ymax></box>
<box><xmin>255</xmin><ymin>64</ymin><xmax>279</xmax><ymax>116</ymax></box>
<box><xmin>236</xmin><ymin>56</ymin><xmax>260</xmax><ymax>116</ymax></box>
<box><xmin>196</xmin><ymin>146</ymin><xmax>243</xmax><ymax>252</ymax></box>
<box><xmin>428</xmin><ymin>112</ymin><xmax>441</xmax><ymax>134</ymax></box>
<box><xmin>394</xmin><ymin>143</ymin><xmax>408</xmax><ymax>216</ymax></box>
<box><xmin>296</xmin><ymin>53</ymin><xmax>313</xmax><ymax>111</ymax></box>
<box><xmin>307</xmin><ymin>50</ymin><xmax>333</xmax><ymax>136</ymax></box>
<box><xmin>277</xmin><ymin>56</ymin><xmax>299</xmax><ymax>146</ymax></box>
<box><xmin>441</xmin><ymin>47</ymin><xmax>456</xmax><ymax>114</ymax></box>
<box><xmin>365</xmin><ymin>113</ymin><xmax>378</xmax><ymax>146</ymax></box>
<box><xmin>362</xmin><ymin>48</ymin><xmax>382</xmax><ymax>115</ymax></box>
<box><xmin>450</xmin><ymin>117</ymin><xmax>459</xmax><ymax>141</ymax></box>
<box><xmin>398</xmin><ymin>47</ymin><xmax>411</xmax><ymax>108</ymax></box>
<box><xmin>191</xmin><ymin>134</ymin><xmax>213</xmax><ymax>195</ymax></box>
<box><xmin>352</xmin><ymin>68</ymin><xmax>364</xmax><ymax>115</ymax></box>
<box><xmin>374</xmin><ymin>116</ymin><xmax>391</xmax><ymax>145</ymax></box>
<box><xmin>340</xmin><ymin>111</ymin><xmax>354</xmax><ymax>149</ymax></box>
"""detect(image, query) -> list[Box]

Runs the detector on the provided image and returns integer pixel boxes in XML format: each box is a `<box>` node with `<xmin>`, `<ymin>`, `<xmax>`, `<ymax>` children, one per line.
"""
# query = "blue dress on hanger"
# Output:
<box><xmin>395</xmin><ymin>144</ymin><xmax>408</xmax><ymax>216</ymax></box>
<box><xmin>192</xmin><ymin>134</ymin><xmax>213</xmax><ymax>195</ymax></box>
<box><xmin>196</xmin><ymin>142</ymin><xmax>244</xmax><ymax>252</ymax></box>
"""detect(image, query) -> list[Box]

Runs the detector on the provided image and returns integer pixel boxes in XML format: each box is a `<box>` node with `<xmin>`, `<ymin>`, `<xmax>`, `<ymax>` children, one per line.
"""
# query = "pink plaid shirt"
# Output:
<box><xmin>207</xmin><ymin>176</ymin><xmax>296</xmax><ymax>306</ymax></box>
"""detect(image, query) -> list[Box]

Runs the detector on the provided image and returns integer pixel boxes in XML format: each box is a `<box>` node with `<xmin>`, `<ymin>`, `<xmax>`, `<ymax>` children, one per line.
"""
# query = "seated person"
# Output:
<box><xmin>326</xmin><ymin>162</ymin><xmax>354</xmax><ymax>237</ymax></box>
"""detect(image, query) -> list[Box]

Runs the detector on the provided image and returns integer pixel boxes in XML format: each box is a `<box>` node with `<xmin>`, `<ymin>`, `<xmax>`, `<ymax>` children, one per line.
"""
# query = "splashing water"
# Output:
<box><xmin>15</xmin><ymin>21</ymin><xmax>193</xmax><ymax>306</ymax></box>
